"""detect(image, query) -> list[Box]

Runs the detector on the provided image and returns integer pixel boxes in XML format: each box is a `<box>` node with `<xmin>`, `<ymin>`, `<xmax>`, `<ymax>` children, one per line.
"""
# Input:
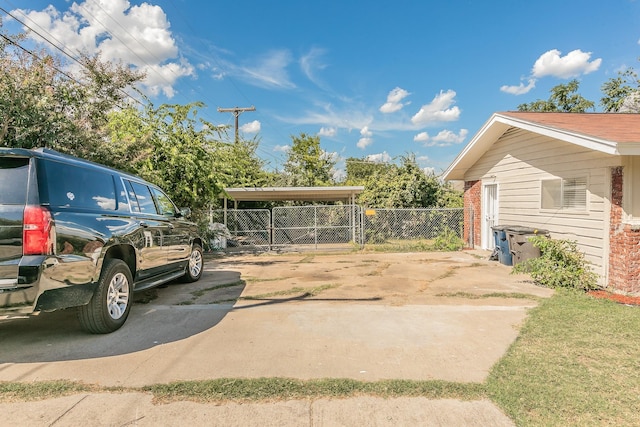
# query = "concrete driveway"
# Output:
<box><xmin>0</xmin><ymin>250</ymin><xmax>553</xmax><ymax>426</ymax></box>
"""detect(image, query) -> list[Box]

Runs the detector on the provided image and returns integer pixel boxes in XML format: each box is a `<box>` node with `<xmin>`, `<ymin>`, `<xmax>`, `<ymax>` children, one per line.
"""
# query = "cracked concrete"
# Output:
<box><xmin>0</xmin><ymin>250</ymin><xmax>552</xmax><ymax>426</ymax></box>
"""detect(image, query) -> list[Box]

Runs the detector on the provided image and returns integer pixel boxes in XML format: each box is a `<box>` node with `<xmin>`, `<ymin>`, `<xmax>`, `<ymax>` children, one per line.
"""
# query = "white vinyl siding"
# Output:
<box><xmin>465</xmin><ymin>128</ymin><xmax>622</xmax><ymax>281</ymax></box>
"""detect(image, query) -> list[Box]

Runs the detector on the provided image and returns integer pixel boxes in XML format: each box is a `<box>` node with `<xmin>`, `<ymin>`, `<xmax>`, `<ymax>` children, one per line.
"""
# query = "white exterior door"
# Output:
<box><xmin>482</xmin><ymin>184</ymin><xmax>498</xmax><ymax>249</ymax></box>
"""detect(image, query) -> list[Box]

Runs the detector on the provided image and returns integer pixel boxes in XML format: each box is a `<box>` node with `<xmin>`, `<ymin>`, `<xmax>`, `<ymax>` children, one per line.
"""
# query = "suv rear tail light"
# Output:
<box><xmin>23</xmin><ymin>206</ymin><xmax>54</xmax><ymax>255</ymax></box>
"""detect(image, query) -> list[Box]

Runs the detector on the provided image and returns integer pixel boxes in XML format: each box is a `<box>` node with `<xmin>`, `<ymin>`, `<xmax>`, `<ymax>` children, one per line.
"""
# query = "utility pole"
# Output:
<box><xmin>217</xmin><ymin>106</ymin><xmax>256</xmax><ymax>142</ymax></box>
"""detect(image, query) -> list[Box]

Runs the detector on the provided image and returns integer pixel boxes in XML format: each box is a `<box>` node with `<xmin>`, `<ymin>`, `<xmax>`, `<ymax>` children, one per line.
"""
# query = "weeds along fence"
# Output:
<box><xmin>210</xmin><ymin>206</ymin><xmax>471</xmax><ymax>250</ymax></box>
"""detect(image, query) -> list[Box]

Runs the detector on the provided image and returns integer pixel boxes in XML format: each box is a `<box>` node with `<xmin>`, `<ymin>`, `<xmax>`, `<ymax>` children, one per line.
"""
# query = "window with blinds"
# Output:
<box><xmin>541</xmin><ymin>177</ymin><xmax>587</xmax><ymax>211</ymax></box>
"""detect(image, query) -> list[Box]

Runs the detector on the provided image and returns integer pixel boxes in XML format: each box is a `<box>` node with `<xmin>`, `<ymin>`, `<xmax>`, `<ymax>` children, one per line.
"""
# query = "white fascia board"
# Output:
<box><xmin>442</xmin><ymin>113</ymin><xmax>509</xmax><ymax>181</ymax></box>
<box><xmin>496</xmin><ymin>114</ymin><xmax>620</xmax><ymax>155</ymax></box>
<box><xmin>443</xmin><ymin>113</ymin><xmax>624</xmax><ymax>182</ymax></box>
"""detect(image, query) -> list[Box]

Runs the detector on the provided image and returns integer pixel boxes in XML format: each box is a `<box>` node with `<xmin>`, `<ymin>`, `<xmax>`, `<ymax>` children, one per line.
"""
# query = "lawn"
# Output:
<box><xmin>487</xmin><ymin>289</ymin><xmax>640</xmax><ymax>426</ymax></box>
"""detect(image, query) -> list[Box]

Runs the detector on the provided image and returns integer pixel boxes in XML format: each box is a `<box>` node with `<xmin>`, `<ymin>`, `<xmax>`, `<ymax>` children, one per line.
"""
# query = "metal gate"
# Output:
<box><xmin>211</xmin><ymin>206</ymin><xmax>467</xmax><ymax>250</ymax></box>
<box><xmin>272</xmin><ymin>205</ymin><xmax>361</xmax><ymax>248</ymax></box>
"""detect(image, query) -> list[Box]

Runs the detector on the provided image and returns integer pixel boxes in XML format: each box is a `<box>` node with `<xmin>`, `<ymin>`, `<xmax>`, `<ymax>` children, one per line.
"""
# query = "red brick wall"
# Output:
<box><xmin>464</xmin><ymin>180</ymin><xmax>481</xmax><ymax>248</ymax></box>
<box><xmin>608</xmin><ymin>166</ymin><xmax>640</xmax><ymax>293</ymax></box>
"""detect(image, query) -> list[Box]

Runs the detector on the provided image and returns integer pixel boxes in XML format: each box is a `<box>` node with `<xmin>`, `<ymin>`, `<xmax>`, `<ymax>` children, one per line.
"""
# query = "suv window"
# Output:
<box><xmin>151</xmin><ymin>187</ymin><xmax>177</xmax><ymax>217</ymax></box>
<box><xmin>41</xmin><ymin>160</ymin><xmax>117</xmax><ymax>211</ymax></box>
<box><xmin>126</xmin><ymin>181</ymin><xmax>158</xmax><ymax>215</ymax></box>
<box><xmin>0</xmin><ymin>157</ymin><xmax>29</xmax><ymax>205</ymax></box>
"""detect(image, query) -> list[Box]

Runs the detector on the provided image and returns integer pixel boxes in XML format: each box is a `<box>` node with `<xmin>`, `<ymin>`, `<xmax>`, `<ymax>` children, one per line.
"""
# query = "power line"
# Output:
<box><xmin>0</xmin><ymin>33</ymin><xmax>84</xmax><ymax>87</ymax></box>
<box><xmin>0</xmin><ymin>6</ymin><xmax>144</xmax><ymax>106</ymax></box>
<box><xmin>217</xmin><ymin>106</ymin><xmax>256</xmax><ymax>142</ymax></box>
<box><xmin>2</xmin><ymin>2</ymin><xmax>290</xmax><ymax>167</ymax></box>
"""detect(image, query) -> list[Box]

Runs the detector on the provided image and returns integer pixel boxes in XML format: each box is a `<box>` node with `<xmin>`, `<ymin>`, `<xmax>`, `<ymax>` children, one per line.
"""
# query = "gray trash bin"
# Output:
<box><xmin>492</xmin><ymin>225</ymin><xmax>513</xmax><ymax>266</ymax></box>
<box><xmin>506</xmin><ymin>226</ymin><xmax>549</xmax><ymax>266</ymax></box>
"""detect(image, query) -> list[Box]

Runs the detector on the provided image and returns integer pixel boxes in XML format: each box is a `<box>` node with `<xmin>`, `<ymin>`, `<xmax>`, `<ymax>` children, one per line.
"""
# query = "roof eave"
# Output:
<box><xmin>443</xmin><ymin>113</ymin><xmax>622</xmax><ymax>181</ymax></box>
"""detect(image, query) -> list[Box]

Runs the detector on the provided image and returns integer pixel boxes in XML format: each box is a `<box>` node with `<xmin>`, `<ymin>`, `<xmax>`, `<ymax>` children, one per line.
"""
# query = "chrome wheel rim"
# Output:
<box><xmin>107</xmin><ymin>272</ymin><xmax>129</xmax><ymax>320</ymax></box>
<box><xmin>189</xmin><ymin>249</ymin><xmax>202</xmax><ymax>277</ymax></box>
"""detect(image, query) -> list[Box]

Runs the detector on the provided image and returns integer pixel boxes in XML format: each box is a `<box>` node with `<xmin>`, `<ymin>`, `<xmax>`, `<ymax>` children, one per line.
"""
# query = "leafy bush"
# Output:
<box><xmin>432</xmin><ymin>227</ymin><xmax>464</xmax><ymax>251</ymax></box>
<box><xmin>512</xmin><ymin>236</ymin><xmax>598</xmax><ymax>291</ymax></box>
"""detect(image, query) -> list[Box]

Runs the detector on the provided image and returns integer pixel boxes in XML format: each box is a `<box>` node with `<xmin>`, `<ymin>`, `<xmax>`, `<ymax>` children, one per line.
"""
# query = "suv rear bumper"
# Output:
<box><xmin>0</xmin><ymin>255</ymin><xmax>97</xmax><ymax>315</ymax></box>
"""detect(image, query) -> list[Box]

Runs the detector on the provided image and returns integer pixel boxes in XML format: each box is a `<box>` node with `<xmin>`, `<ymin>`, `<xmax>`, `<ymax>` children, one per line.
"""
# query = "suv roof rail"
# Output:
<box><xmin>33</xmin><ymin>147</ymin><xmax>80</xmax><ymax>159</ymax></box>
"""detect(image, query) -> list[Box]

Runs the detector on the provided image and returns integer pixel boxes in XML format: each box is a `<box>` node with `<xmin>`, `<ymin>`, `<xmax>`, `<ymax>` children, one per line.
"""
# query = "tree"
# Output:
<box><xmin>601</xmin><ymin>66</ymin><xmax>640</xmax><ymax>112</ymax></box>
<box><xmin>104</xmin><ymin>102</ymin><xmax>225</xmax><ymax>217</ymax></box>
<box><xmin>344</xmin><ymin>157</ymin><xmax>392</xmax><ymax>185</ymax></box>
<box><xmin>518</xmin><ymin>80</ymin><xmax>595</xmax><ymax>113</ymax></box>
<box><xmin>0</xmin><ymin>27</ymin><xmax>143</xmax><ymax>155</ymax></box>
<box><xmin>282</xmin><ymin>133</ymin><xmax>336</xmax><ymax>186</ymax></box>
<box><xmin>358</xmin><ymin>155</ymin><xmax>446</xmax><ymax>208</ymax></box>
<box><xmin>216</xmin><ymin>136</ymin><xmax>271</xmax><ymax>190</ymax></box>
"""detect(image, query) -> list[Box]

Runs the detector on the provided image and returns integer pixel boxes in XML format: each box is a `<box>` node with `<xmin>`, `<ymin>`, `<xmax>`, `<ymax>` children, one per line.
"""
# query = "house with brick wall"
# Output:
<box><xmin>443</xmin><ymin>112</ymin><xmax>640</xmax><ymax>294</ymax></box>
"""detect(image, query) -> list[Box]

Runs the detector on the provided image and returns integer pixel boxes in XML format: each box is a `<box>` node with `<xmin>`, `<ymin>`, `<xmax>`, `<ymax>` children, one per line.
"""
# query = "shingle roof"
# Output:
<box><xmin>500</xmin><ymin>112</ymin><xmax>640</xmax><ymax>143</ymax></box>
<box><xmin>443</xmin><ymin>112</ymin><xmax>640</xmax><ymax>181</ymax></box>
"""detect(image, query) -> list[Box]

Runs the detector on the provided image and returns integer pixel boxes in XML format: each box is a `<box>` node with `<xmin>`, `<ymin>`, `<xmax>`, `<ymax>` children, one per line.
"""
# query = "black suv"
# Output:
<box><xmin>0</xmin><ymin>148</ymin><xmax>204</xmax><ymax>333</ymax></box>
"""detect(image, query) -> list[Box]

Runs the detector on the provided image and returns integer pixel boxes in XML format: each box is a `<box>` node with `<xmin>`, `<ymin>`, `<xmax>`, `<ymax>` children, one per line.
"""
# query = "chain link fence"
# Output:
<box><xmin>210</xmin><ymin>206</ymin><xmax>469</xmax><ymax>250</ymax></box>
<box><xmin>362</xmin><ymin>208</ymin><xmax>464</xmax><ymax>245</ymax></box>
<box><xmin>272</xmin><ymin>205</ymin><xmax>360</xmax><ymax>248</ymax></box>
<box><xmin>210</xmin><ymin>209</ymin><xmax>271</xmax><ymax>248</ymax></box>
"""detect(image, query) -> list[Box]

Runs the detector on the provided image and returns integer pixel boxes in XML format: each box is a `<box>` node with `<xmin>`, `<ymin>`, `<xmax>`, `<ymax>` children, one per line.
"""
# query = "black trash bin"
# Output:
<box><xmin>506</xmin><ymin>226</ymin><xmax>550</xmax><ymax>266</ymax></box>
<box><xmin>491</xmin><ymin>225</ymin><xmax>513</xmax><ymax>266</ymax></box>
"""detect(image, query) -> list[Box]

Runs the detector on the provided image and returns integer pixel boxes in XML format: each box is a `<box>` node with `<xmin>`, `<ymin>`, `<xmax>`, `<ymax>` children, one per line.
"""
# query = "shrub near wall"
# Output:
<box><xmin>513</xmin><ymin>236</ymin><xmax>598</xmax><ymax>291</ymax></box>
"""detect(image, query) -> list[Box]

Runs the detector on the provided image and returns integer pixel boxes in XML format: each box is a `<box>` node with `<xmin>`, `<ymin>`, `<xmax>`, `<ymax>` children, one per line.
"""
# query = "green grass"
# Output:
<box><xmin>360</xmin><ymin>240</ymin><xmax>435</xmax><ymax>253</ymax></box>
<box><xmin>0</xmin><ymin>381</ymin><xmax>100</xmax><ymax>401</ymax></box>
<box><xmin>243</xmin><ymin>276</ymin><xmax>287</xmax><ymax>283</ymax></box>
<box><xmin>2</xmin><ymin>289</ymin><xmax>639</xmax><ymax>426</ymax></box>
<box><xmin>143</xmin><ymin>378</ymin><xmax>485</xmax><ymax>403</ymax></box>
<box><xmin>487</xmin><ymin>289</ymin><xmax>640</xmax><ymax>426</ymax></box>
<box><xmin>436</xmin><ymin>291</ymin><xmax>541</xmax><ymax>301</ymax></box>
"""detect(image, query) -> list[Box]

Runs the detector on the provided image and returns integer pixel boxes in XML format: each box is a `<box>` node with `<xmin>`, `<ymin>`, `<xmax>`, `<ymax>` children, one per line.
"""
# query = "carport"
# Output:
<box><xmin>222</xmin><ymin>186</ymin><xmax>364</xmax><ymax>207</ymax></box>
<box><xmin>218</xmin><ymin>186</ymin><xmax>365</xmax><ymax>248</ymax></box>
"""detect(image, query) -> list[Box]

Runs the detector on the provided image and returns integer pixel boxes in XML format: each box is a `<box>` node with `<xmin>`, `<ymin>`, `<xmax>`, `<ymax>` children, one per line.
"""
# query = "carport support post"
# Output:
<box><xmin>223</xmin><ymin>197</ymin><xmax>228</xmax><ymax>226</ymax></box>
<box><xmin>314</xmin><ymin>205</ymin><xmax>318</xmax><ymax>249</ymax></box>
<box><xmin>350</xmin><ymin>195</ymin><xmax>357</xmax><ymax>244</ymax></box>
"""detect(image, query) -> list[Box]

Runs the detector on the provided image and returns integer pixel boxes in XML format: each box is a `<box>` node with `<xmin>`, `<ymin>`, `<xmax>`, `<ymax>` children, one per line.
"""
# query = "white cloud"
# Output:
<box><xmin>411</xmin><ymin>90</ymin><xmax>461</xmax><ymax>126</ymax></box>
<box><xmin>423</xmin><ymin>167</ymin><xmax>436</xmax><ymax>176</ymax></box>
<box><xmin>318</xmin><ymin>127</ymin><xmax>337</xmax><ymax>137</ymax></box>
<box><xmin>500</xmin><ymin>78</ymin><xmax>537</xmax><ymax>95</ymax></box>
<box><xmin>322</xmin><ymin>150</ymin><xmax>340</xmax><ymax>162</ymax></box>
<box><xmin>366</xmin><ymin>152</ymin><xmax>391</xmax><ymax>163</ymax></box>
<box><xmin>532</xmin><ymin>49</ymin><xmax>602</xmax><ymax>79</ymax></box>
<box><xmin>413</xmin><ymin>132</ymin><xmax>429</xmax><ymax>142</ymax></box>
<box><xmin>274</xmin><ymin>144</ymin><xmax>290</xmax><ymax>152</ymax></box>
<box><xmin>357</xmin><ymin>137</ymin><xmax>373</xmax><ymax>149</ymax></box>
<box><xmin>239</xmin><ymin>49</ymin><xmax>295</xmax><ymax>89</ymax></box>
<box><xmin>16</xmin><ymin>0</ymin><xmax>194</xmax><ymax>98</ymax></box>
<box><xmin>357</xmin><ymin>126</ymin><xmax>373</xmax><ymax>149</ymax></box>
<box><xmin>240</xmin><ymin>120</ymin><xmax>261</xmax><ymax>134</ymax></box>
<box><xmin>379</xmin><ymin>87</ymin><xmax>410</xmax><ymax>113</ymax></box>
<box><xmin>300</xmin><ymin>47</ymin><xmax>328</xmax><ymax>87</ymax></box>
<box><xmin>421</xmin><ymin>129</ymin><xmax>468</xmax><ymax>147</ymax></box>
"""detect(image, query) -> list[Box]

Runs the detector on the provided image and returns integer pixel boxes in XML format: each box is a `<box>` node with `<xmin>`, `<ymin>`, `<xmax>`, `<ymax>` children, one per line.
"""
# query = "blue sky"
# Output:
<box><xmin>3</xmin><ymin>0</ymin><xmax>640</xmax><ymax>177</ymax></box>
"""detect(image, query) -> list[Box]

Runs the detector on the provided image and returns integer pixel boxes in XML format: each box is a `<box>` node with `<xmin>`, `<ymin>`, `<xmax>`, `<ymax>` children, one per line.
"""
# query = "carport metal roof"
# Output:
<box><xmin>222</xmin><ymin>186</ymin><xmax>365</xmax><ymax>205</ymax></box>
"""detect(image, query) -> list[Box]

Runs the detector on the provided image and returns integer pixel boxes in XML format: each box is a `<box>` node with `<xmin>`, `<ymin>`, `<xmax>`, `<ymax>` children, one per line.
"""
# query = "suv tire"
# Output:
<box><xmin>180</xmin><ymin>244</ymin><xmax>204</xmax><ymax>283</ymax></box>
<box><xmin>78</xmin><ymin>259</ymin><xmax>133</xmax><ymax>334</ymax></box>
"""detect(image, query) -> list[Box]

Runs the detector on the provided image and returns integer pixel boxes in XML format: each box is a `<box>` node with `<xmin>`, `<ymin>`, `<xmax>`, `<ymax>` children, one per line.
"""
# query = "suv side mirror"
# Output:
<box><xmin>179</xmin><ymin>207</ymin><xmax>191</xmax><ymax>219</ymax></box>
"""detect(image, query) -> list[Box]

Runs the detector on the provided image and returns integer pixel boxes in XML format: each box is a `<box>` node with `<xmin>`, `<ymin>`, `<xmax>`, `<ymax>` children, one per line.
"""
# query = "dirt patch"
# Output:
<box><xmin>207</xmin><ymin>251</ymin><xmax>553</xmax><ymax>307</ymax></box>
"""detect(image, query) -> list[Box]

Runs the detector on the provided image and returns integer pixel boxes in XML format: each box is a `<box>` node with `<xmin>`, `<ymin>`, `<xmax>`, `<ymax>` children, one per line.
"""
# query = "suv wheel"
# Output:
<box><xmin>78</xmin><ymin>259</ymin><xmax>133</xmax><ymax>334</ymax></box>
<box><xmin>181</xmin><ymin>243</ymin><xmax>203</xmax><ymax>283</ymax></box>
